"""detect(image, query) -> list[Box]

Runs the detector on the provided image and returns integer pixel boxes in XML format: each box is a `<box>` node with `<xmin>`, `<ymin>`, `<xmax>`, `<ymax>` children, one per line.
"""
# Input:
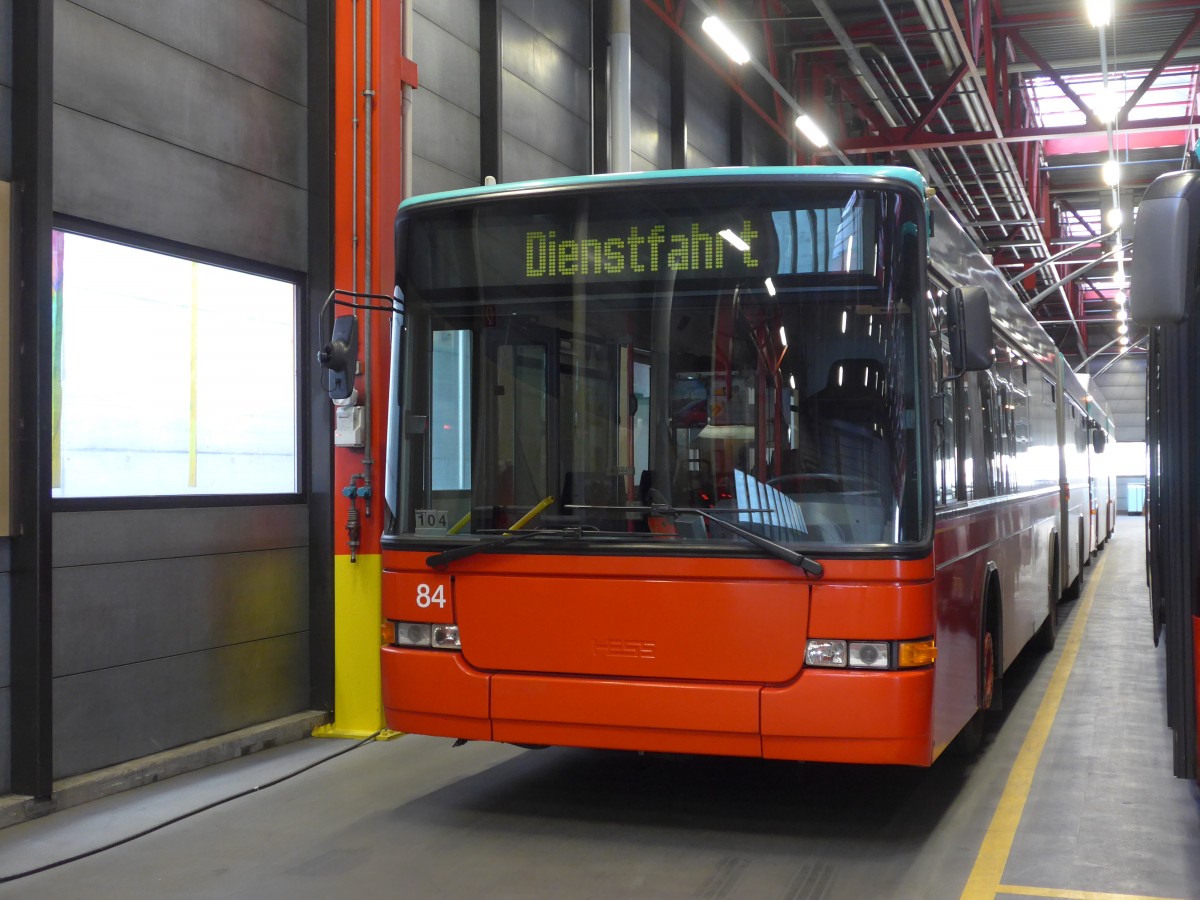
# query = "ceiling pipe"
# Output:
<box><xmin>860</xmin><ymin>46</ymin><xmax>984</xmax><ymax>220</ymax></box>
<box><xmin>1026</xmin><ymin>241</ymin><xmax>1131</xmax><ymax>310</ymax></box>
<box><xmin>690</xmin><ymin>0</ymin><xmax>857</xmax><ymax>163</ymax></box>
<box><xmin>611</xmin><ymin>0</ymin><xmax>632</xmax><ymax>173</ymax></box>
<box><xmin>800</xmin><ymin>0</ymin><xmax>969</xmax><ymax>221</ymax></box>
<box><xmin>1091</xmin><ymin>336</ymin><xmax>1147</xmax><ymax>377</ymax></box>
<box><xmin>915</xmin><ymin>0</ymin><xmax>1084</xmax><ymax>353</ymax></box>
<box><xmin>872</xmin><ymin>0</ymin><xmax>1000</xmax><ymax>225</ymax></box>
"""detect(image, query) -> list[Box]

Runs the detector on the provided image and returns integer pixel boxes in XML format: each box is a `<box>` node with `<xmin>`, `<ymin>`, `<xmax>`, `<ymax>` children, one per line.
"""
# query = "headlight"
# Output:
<box><xmin>387</xmin><ymin>621</ymin><xmax>462</xmax><ymax>651</ymax></box>
<box><xmin>848</xmin><ymin>641</ymin><xmax>889</xmax><ymax>669</ymax></box>
<box><xmin>805</xmin><ymin>639</ymin><xmax>847</xmax><ymax>668</ymax></box>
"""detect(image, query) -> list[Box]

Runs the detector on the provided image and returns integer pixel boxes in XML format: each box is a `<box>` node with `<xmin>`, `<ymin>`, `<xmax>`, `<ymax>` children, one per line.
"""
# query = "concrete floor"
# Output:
<box><xmin>0</xmin><ymin>518</ymin><xmax>1197</xmax><ymax>899</ymax></box>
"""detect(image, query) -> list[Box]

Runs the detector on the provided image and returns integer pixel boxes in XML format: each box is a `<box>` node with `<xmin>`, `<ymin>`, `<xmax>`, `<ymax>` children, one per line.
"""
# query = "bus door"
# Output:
<box><xmin>479</xmin><ymin>318</ymin><xmax>559</xmax><ymax>532</ymax></box>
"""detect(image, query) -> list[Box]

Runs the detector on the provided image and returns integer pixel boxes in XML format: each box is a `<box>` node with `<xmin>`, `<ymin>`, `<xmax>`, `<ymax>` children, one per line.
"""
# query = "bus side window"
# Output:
<box><xmin>929</xmin><ymin>286</ymin><xmax>958</xmax><ymax>506</ymax></box>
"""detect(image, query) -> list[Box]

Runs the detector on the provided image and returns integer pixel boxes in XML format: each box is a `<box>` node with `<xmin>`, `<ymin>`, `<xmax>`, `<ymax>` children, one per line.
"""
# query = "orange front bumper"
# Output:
<box><xmin>382</xmin><ymin>647</ymin><xmax>935</xmax><ymax>766</ymax></box>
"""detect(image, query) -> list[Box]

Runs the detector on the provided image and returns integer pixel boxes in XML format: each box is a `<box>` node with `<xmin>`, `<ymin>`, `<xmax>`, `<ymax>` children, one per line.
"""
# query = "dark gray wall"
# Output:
<box><xmin>412</xmin><ymin>0</ymin><xmax>778</xmax><ymax>188</ymax></box>
<box><xmin>413</xmin><ymin>0</ymin><xmax>481</xmax><ymax>194</ymax></box>
<box><xmin>501</xmin><ymin>0</ymin><xmax>592</xmax><ymax>182</ymax></box>
<box><xmin>54</xmin><ymin>0</ymin><xmax>307</xmax><ymax>271</ymax></box>
<box><xmin>0</xmin><ymin>0</ymin><xmax>10</xmax><ymax>180</ymax></box>
<box><xmin>685</xmin><ymin>52</ymin><xmax>731</xmax><ymax>169</ymax></box>
<box><xmin>630</xmin><ymin>1</ymin><xmax>671</xmax><ymax>172</ymax></box>
<box><xmin>41</xmin><ymin>0</ymin><xmax>314</xmax><ymax>780</ymax></box>
<box><xmin>1093</xmin><ymin>356</ymin><xmax>1146</xmax><ymax>442</ymax></box>
<box><xmin>0</xmin><ymin>541</ymin><xmax>9</xmax><ymax>795</ymax></box>
<box><xmin>1</xmin><ymin>0</ymin><xmax>11</xmax><ymax>797</ymax></box>
<box><xmin>52</xmin><ymin>508</ymin><xmax>309</xmax><ymax>777</ymax></box>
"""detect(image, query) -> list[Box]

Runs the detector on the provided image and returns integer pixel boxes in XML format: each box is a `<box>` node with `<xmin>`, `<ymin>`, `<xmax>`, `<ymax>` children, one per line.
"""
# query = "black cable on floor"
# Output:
<box><xmin>0</xmin><ymin>730</ymin><xmax>385</xmax><ymax>884</ymax></box>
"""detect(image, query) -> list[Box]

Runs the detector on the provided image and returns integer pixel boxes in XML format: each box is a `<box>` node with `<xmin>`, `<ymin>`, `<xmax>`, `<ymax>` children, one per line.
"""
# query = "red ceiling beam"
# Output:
<box><xmin>824</xmin><ymin>113</ymin><xmax>1200</xmax><ymax>154</ymax></box>
<box><xmin>905</xmin><ymin>63</ymin><xmax>968</xmax><ymax>138</ymax></box>
<box><xmin>1117</xmin><ymin>9</ymin><xmax>1200</xmax><ymax>121</ymax></box>
<box><xmin>1007</xmin><ymin>30</ymin><xmax>1093</xmax><ymax>120</ymax></box>
<box><xmin>638</xmin><ymin>0</ymin><xmax>804</xmax><ymax>155</ymax></box>
<box><xmin>993</xmin><ymin>0</ymin><xmax>1200</xmax><ymax>30</ymax></box>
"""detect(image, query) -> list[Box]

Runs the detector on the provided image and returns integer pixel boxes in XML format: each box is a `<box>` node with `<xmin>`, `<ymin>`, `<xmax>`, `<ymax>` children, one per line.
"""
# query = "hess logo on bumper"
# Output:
<box><xmin>594</xmin><ymin>638</ymin><xmax>656</xmax><ymax>659</ymax></box>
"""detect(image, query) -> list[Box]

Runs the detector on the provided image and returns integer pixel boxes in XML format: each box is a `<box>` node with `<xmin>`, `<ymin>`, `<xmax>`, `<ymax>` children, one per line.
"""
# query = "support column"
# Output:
<box><xmin>10</xmin><ymin>0</ymin><xmax>54</xmax><ymax>799</ymax></box>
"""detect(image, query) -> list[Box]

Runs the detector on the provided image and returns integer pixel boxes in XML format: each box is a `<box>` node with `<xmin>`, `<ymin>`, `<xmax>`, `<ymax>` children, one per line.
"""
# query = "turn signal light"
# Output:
<box><xmin>898</xmin><ymin>639</ymin><xmax>937</xmax><ymax>668</ymax></box>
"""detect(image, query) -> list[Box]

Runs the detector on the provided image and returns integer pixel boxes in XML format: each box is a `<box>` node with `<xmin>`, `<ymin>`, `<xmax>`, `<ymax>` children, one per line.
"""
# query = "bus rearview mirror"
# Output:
<box><xmin>318</xmin><ymin>314</ymin><xmax>358</xmax><ymax>402</ymax></box>
<box><xmin>948</xmin><ymin>285</ymin><xmax>993</xmax><ymax>373</ymax></box>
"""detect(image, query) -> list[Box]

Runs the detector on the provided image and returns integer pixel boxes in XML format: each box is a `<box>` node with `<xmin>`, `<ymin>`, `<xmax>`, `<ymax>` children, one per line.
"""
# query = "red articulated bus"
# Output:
<box><xmin>1132</xmin><ymin>163</ymin><xmax>1200</xmax><ymax>780</ymax></box>
<box><xmin>375</xmin><ymin>166</ymin><xmax>1104</xmax><ymax>765</ymax></box>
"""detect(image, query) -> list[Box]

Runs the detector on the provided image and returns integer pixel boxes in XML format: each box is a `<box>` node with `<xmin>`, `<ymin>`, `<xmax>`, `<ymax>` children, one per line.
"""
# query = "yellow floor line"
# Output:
<box><xmin>996</xmin><ymin>885</ymin><xmax>1187</xmax><ymax>900</ymax></box>
<box><xmin>959</xmin><ymin>553</ymin><xmax>1108</xmax><ymax>900</ymax></box>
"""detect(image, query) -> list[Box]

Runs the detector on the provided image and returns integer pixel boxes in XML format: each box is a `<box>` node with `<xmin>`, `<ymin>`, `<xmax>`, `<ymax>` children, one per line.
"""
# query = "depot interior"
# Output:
<box><xmin>0</xmin><ymin>0</ymin><xmax>1183</xmax><ymax>801</ymax></box>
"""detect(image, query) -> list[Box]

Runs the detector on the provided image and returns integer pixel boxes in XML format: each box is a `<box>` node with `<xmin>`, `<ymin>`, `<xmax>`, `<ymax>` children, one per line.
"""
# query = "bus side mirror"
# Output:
<box><xmin>1092</xmin><ymin>429</ymin><xmax>1107</xmax><ymax>453</ymax></box>
<box><xmin>948</xmin><ymin>285</ymin><xmax>993</xmax><ymax>373</ymax></box>
<box><xmin>317</xmin><ymin>314</ymin><xmax>358</xmax><ymax>401</ymax></box>
<box><xmin>1131</xmin><ymin>169</ymin><xmax>1200</xmax><ymax>325</ymax></box>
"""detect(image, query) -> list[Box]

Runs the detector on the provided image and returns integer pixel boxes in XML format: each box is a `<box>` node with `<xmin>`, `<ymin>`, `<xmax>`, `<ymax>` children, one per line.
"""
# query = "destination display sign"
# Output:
<box><xmin>401</xmin><ymin>185</ymin><xmax>882</xmax><ymax>292</ymax></box>
<box><xmin>523</xmin><ymin>220</ymin><xmax>764</xmax><ymax>280</ymax></box>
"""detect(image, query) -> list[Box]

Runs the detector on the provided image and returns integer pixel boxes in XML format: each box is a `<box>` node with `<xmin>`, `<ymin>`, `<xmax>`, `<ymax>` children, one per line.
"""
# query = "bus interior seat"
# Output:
<box><xmin>806</xmin><ymin>357</ymin><xmax>891</xmax><ymax>541</ymax></box>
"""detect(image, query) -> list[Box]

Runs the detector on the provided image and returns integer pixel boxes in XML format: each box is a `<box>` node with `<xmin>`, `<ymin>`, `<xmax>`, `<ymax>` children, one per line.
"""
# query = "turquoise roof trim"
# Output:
<box><xmin>399</xmin><ymin>166</ymin><xmax>929</xmax><ymax>211</ymax></box>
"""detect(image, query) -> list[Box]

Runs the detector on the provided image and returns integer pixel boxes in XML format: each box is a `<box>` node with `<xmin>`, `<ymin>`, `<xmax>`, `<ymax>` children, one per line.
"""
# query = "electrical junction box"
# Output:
<box><xmin>334</xmin><ymin>404</ymin><xmax>364</xmax><ymax>447</ymax></box>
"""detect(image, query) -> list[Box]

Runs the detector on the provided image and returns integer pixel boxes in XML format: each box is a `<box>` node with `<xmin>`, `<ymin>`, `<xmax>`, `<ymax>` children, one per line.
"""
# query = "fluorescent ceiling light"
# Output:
<box><xmin>1087</xmin><ymin>0</ymin><xmax>1113</xmax><ymax>27</ymax></box>
<box><xmin>1105</xmin><ymin>207</ymin><xmax>1124</xmax><ymax>229</ymax></box>
<box><xmin>1102</xmin><ymin>159</ymin><xmax>1120</xmax><ymax>186</ymax></box>
<box><xmin>701</xmin><ymin>16</ymin><xmax>750</xmax><ymax>65</ymax></box>
<box><xmin>795</xmin><ymin>114</ymin><xmax>830</xmax><ymax>148</ymax></box>
<box><xmin>719</xmin><ymin>228</ymin><xmax>750</xmax><ymax>252</ymax></box>
<box><xmin>1088</xmin><ymin>85</ymin><xmax>1121</xmax><ymax>123</ymax></box>
<box><xmin>765</xmin><ymin>277</ymin><xmax>777</xmax><ymax>296</ymax></box>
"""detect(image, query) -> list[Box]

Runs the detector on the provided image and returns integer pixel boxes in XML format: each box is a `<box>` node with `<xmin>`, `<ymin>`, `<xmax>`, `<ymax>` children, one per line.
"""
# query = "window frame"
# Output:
<box><xmin>50</xmin><ymin>216</ymin><xmax>308</xmax><ymax>512</ymax></box>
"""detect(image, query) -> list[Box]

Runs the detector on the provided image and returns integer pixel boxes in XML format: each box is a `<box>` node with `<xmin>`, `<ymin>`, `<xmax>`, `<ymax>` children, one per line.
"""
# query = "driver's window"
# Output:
<box><xmin>928</xmin><ymin>277</ymin><xmax>958</xmax><ymax>506</ymax></box>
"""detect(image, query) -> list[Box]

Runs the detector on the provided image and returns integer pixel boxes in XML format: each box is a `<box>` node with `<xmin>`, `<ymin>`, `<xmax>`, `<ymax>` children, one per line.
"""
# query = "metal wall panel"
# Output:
<box><xmin>53</xmin><ymin>633</ymin><xmax>308</xmax><ymax>778</ymax></box>
<box><xmin>53</xmin><ymin>547</ymin><xmax>309</xmax><ymax>677</ymax></box>
<box><xmin>0</xmin><ymin>0</ymin><xmax>9</xmax><ymax>181</ymax></box>
<box><xmin>1095</xmin><ymin>357</ymin><xmax>1147</xmax><ymax>441</ymax></box>
<box><xmin>500</xmin><ymin>0</ymin><xmax>590</xmax><ymax>179</ymax></box>
<box><xmin>0</xmin><ymin>540</ymin><xmax>10</xmax><ymax>690</ymax></box>
<box><xmin>53</xmin><ymin>106</ymin><xmax>307</xmax><ymax>271</ymax></box>
<box><xmin>631</xmin><ymin>1</ymin><xmax>670</xmax><ymax>172</ymax></box>
<box><xmin>54</xmin><ymin>506</ymin><xmax>308</xmax><ymax>568</ymax></box>
<box><xmin>66</xmin><ymin>0</ymin><xmax>306</xmax><ymax>103</ymax></box>
<box><xmin>418</xmin><ymin>0</ymin><xmax>478</xmax><ymax>49</ymax></box>
<box><xmin>261</xmin><ymin>0</ymin><xmax>306</xmax><ymax>22</ymax></box>
<box><xmin>56</xmin><ymin>2</ymin><xmax>306</xmax><ymax>190</ymax></box>
<box><xmin>502</xmin><ymin>72</ymin><xmax>590</xmax><ymax>180</ymax></box>
<box><xmin>0</xmin><ymin>539</ymin><xmax>8</xmax><ymax>793</ymax></box>
<box><xmin>502</xmin><ymin>7</ymin><xmax>590</xmax><ymax>125</ymax></box>
<box><xmin>51</xmin><ymin>507</ymin><xmax>309</xmax><ymax>779</ymax></box>
<box><xmin>743</xmin><ymin>109</ymin><xmax>785</xmax><ymax>167</ymax></box>
<box><xmin>413</xmin><ymin>5</ymin><xmax>481</xmax><ymax>195</ymax></box>
<box><xmin>412</xmin><ymin>155</ymin><xmax>479</xmax><ymax>197</ymax></box>
<box><xmin>0</xmin><ymin>86</ymin><xmax>10</xmax><ymax>182</ymax></box>
<box><xmin>686</xmin><ymin>59</ymin><xmax>730</xmax><ymax>168</ymax></box>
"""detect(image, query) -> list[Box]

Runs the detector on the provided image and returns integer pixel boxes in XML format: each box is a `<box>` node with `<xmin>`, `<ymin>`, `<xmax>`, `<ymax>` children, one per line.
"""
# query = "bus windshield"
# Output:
<box><xmin>389</xmin><ymin>181</ymin><xmax>925</xmax><ymax>550</ymax></box>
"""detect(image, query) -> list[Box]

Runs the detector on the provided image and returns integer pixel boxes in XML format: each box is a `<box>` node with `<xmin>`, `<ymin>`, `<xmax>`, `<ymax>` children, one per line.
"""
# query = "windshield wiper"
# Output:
<box><xmin>426</xmin><ymin>526</ymin><xmax>587</xmax><ymax>568</ymax></box>
<box><xmin>646</xmin><ymin>493</ymin><xmax>824</xmax><ymax>577</ymax></box>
